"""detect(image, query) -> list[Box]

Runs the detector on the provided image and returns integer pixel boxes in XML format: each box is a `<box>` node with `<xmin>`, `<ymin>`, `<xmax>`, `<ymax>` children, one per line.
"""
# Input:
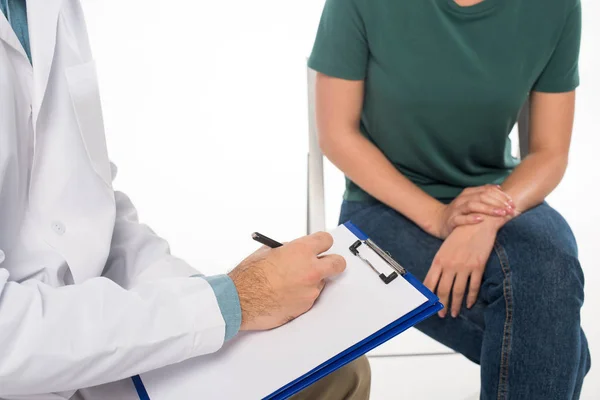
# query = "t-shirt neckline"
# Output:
<box><xmin>441</xmin><ymin>0</ymin><xmax>498</xmax><ymax>15</ymax></box>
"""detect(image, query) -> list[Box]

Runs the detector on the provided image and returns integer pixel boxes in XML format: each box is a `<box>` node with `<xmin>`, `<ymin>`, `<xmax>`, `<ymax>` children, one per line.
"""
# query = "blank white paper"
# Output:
<box><xmin>140</xmin><ymin>225</ymin><xmax>428</xmax><ymax>399</ymax></box>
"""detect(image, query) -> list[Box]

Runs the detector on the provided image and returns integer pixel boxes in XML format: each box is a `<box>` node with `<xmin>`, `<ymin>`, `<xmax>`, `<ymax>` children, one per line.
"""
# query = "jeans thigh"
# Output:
<box><xmin>339</xmin><ymin>200</ymin><xmax>486</xmax><ymax>363</ymax></box>
<box><xmin>339</xmin><ymin>200</ymin><xmax>442</xmax><ymax>282</ymax></box>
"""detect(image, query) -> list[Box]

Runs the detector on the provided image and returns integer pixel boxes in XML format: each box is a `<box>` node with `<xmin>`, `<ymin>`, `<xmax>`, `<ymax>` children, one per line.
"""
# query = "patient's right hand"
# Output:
<box><xmin>229</xmin><ymin>232</ymin><xmax>346</xmax><ymax>331</ymax></box>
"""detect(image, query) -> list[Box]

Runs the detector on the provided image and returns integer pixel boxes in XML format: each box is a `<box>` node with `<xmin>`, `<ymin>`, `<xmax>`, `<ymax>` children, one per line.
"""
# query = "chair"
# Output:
<box><xmin>306</xmin><ymin>66</ymin><xmax>327</xmax><ymax>235</ymax></box>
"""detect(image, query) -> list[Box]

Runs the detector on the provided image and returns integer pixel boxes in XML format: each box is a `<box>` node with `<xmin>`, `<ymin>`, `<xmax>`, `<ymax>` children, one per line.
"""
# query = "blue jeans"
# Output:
<box><xmin>339</xmin><ymin>200</ymin><xmax>591</xmax><ymax>400</ymax></box>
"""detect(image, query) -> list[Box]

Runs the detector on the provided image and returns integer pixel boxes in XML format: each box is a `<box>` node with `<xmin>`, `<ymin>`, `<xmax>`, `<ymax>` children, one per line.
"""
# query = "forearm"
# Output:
<box><xmin>501</xmin><ymin>150</ymin><xmax>568</xmax><ymax>213</ymax></box>
<box><xmin>321</xmin><ymin>129</ymin><xmax>443</xmax><ymax>236</ymax></box>
<box><xmin>500</xmin><ymin>90</ymin><xmax>575</xmax><ymax>216</ymax></box>
<box><xmin>107</xmin><ymin>190</ymin><xmax>242</xmax><ymax>340</ymax></box>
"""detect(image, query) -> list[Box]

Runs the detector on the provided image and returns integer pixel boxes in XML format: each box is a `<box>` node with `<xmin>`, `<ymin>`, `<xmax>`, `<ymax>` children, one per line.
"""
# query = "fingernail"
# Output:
<box><xmin>438</xmin><ymin>311</ymin><xmax>445</xmax><ymax>318</ymax></box>
<box><xmin>494</xmin><ymin>209</ymin><xmax>506</xmax><ymax>216</ymax></box>
<box><xmin>475</xmin><ymin>215</ymin><xmax>483</xmax><ymax>221</ymax></box>
<box><xmin>467</xmin><ymin>301</ymin><xmax>473</xmax><ymax>309</ymax></box>
<box><xmin>451</xmin><ymin>311</ymin><xmax>457</xmax><ymax>318</ymax></box>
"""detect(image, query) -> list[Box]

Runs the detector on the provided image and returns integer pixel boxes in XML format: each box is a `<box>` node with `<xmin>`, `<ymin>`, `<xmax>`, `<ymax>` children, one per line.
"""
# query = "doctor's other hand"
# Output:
<box><xmin>228</xmin><ymin>231</ymin><xmax>346</xmax><ymax>331</ymax></box>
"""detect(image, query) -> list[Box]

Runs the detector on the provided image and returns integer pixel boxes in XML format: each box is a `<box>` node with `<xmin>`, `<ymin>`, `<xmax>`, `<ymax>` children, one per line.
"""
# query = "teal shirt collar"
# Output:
<box><xmin>1</xmin><ymin>0</ymin><xmax>31</xmax><ymax>62</ymax></box>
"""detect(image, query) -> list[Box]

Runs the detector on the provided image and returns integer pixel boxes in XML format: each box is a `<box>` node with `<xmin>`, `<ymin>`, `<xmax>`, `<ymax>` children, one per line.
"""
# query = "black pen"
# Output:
<box><xmin>251</xmin><ymin>232</ymin><xmax>283</xmax><ymax>249</ymax></box>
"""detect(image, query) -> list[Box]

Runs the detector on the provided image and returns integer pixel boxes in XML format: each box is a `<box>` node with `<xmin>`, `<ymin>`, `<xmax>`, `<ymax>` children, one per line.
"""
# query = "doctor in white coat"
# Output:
<box><xmin>0</xmin><ymin>1</ymin><xmax>371</xmax><ymax>399</ymax></box>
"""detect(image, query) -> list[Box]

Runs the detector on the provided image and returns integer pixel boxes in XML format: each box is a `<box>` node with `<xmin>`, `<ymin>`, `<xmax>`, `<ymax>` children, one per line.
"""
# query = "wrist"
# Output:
<box><xmin>228</xmin><ymin>262</ymin><xmax>273</xmax><ymax>332</ymax></box>
<box><xmin>227</xmin><ymin>269</ymin><xmax>250</xmax><ymax>331</ymax></box>
<box><xmin>423</xmin><ymin>201</ymin><xmax>446</xmax><ymax>238</ymax></box>
<box><xmin>481</xmin><ymin>215</ymin><xmax>506</xmax><ymax>232</ymax></box>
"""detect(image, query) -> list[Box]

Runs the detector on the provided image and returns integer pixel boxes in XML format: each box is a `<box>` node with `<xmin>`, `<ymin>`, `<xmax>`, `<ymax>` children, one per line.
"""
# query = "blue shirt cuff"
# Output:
<box><xmin>196</xmin><ymin>274</ymin><xmax>242</xmax><ymax>341</ymax></box>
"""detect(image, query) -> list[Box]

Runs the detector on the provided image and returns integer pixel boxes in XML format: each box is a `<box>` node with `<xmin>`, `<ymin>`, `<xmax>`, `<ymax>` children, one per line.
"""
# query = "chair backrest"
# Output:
<box><xmin>517</xmin><ymin>97</ymin><xmax>530</xmax><ymax>159</ymax></box>
<box><xmin>306</xmin><ymin>65</ymin><xmax>530</xmax><ymax>234</ymax></box>
<box><xmin>306</xmin><ymin>67</ymin><xmax>326</xmax><ymax>234</ymax></box>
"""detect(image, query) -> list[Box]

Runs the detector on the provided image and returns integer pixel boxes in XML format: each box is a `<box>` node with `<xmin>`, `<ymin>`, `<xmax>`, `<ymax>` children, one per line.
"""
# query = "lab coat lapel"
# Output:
<box><xmin>27</xmin><ymin>0</ymin><xmax>63</xmax><ymax>126</ymax></box>
<box><xmin>0</xmin><ymin>10</ymin><xmax>30</xmax><ymax>59</ymax></box>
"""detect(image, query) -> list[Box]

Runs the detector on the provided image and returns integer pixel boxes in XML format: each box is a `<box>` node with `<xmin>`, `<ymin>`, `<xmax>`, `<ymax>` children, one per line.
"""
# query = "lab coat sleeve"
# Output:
<box><xmin>0</xmin><ymin>268</ymin><xmax>226</xmax><ymax>396</ymax></box>
<box><xmin>101</xmin><ymin>166</ymin><xmax>242</xmax><ymax>337</ymax></box>
<box><xmin>102</xmin><ymin>184</ymin><xmax>201</xmax><ymax>288</ymax></box>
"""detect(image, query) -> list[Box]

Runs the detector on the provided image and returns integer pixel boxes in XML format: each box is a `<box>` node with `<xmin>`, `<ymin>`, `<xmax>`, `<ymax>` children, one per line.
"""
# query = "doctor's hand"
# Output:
<box><xmin>228</xmin><ymin>232</ymin><xmax>346</xmax><ymax>331</ymax></box>
<box><xmin>424</xmin><ymin>217</ymin><xmax>502</xmax><ymax>318</ymax></box>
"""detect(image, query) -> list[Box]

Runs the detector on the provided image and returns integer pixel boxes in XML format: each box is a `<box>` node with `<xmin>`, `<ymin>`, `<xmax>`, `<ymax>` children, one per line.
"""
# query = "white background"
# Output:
<box><xmin>82</xmin><ymin>1</ymin><xmax>599</xmax><ymax>398</ymax></box>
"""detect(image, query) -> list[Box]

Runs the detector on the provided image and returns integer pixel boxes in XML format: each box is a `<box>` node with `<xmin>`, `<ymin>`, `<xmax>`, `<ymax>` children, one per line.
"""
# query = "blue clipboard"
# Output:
<box><xmin>132</xmin><ymin>221</ymin><xmax>442</xmax><ymax>400</ymax></box>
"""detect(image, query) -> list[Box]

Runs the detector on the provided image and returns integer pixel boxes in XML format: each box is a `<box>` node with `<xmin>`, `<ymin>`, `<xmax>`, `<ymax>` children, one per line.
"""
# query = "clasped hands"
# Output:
<box><xmin>425</xmin><ymin>185</ymin><xmax>520</xmax><ymax>319</ymax></box>
<box><xmin>228</xmin><ymin>185</ymin><xmax>519</xmax><ymax>332</ymax></box>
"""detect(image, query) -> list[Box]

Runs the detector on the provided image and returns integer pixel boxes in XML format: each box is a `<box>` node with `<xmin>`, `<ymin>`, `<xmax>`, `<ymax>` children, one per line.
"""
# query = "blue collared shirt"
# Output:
<box><xmin>0</xmin><ymin>0</ymin><xmax>31</xmax><ymax>62</ymax></box>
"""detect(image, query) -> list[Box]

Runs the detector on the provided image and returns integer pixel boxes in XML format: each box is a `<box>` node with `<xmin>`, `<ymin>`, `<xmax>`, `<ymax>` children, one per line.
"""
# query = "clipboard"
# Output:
<box><xmin>264</xmin><ymin>222</ymin><xmax>442</xmax><ymax>399</ymax></box>
<box><xmin>132</xmin><ymin>221</ymin><xmax>443</xmax><ymax>400</ymax></box>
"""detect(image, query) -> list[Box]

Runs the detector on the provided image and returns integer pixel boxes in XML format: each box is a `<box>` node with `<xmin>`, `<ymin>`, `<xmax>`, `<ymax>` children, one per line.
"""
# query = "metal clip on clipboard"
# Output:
<box><xmin>349</xmin><ymin>239</ymin><xmax>406</xmax><ymax>284</ymax></box>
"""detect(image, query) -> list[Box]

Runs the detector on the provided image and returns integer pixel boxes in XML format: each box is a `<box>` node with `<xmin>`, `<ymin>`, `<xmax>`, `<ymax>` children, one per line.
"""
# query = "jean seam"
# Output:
<box><xmin>493</xmin><ymin>241</ymin><xmax>513</xmax><ymax>400</ymax></box>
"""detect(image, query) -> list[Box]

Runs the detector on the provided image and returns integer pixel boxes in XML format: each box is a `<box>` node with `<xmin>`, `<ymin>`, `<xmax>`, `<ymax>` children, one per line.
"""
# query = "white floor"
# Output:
<box><xmin>367</xmin><ymin>354</ymin><xmax>598</xmax><ymax>400</ymax></box>
<box><xmin>368</xmin><ymin>354</ymin><xmax>479</xmax><ymax>400</ymax></box>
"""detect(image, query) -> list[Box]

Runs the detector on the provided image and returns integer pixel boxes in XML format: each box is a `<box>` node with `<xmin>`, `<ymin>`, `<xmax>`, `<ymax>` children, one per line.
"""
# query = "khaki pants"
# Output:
<box><xmin>290</xmin><ymin>356</ymin><xmax>371</xmax><ymax>400</ymax></box>
<box><xmin>74</xmin><ymin>356</ymin><xmax>371</xmax><ymax>400</ymax></box>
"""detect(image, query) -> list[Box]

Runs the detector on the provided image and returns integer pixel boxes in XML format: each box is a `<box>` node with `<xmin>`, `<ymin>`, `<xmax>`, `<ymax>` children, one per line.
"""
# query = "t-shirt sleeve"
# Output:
<box><xmin>308</xmin><ymin>0</ymin><xmax>369</xmax><ymax>81</ymax></box>
<box><xmin>532</xmin><ymin>0</ymin><xmax>582</xmax><ymax>93</ymax></box>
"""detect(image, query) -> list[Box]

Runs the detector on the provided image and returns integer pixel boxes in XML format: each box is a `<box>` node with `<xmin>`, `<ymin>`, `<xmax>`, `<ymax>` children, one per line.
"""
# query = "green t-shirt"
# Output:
<box><xmin>308</xmin><ymin>0</ymin><xmax>581</xmax><ymax>201</ymax></box>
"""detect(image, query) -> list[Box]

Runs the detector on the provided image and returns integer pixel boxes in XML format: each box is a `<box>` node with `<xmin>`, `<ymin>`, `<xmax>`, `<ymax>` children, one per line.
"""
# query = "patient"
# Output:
<box><xmin>308</xmin><ymin>0</ymin><xmax>590</xmax><ymax>398</ymax></box>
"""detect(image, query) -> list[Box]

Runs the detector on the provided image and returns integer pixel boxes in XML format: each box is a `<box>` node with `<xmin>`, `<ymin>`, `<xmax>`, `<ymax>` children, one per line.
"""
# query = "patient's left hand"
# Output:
<box><xmin>424</xmin><ymin>218</ymin><xmax>502</xmax><ymax>318</ymax></box>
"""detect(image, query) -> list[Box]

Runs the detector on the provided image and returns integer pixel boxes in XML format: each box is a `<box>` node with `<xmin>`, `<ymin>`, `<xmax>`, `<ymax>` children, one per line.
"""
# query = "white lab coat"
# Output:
<box><xmin>0</xmin><ymin>1</ymin><xmax>227</xmax><ymax>399</ymax></box>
